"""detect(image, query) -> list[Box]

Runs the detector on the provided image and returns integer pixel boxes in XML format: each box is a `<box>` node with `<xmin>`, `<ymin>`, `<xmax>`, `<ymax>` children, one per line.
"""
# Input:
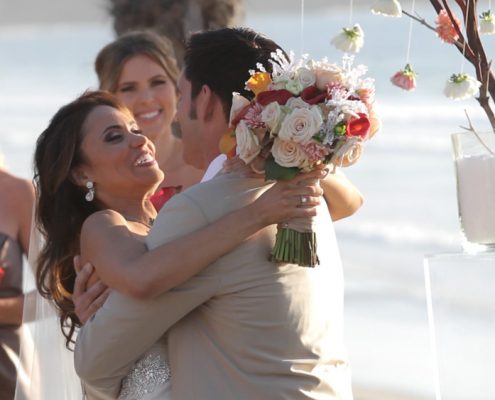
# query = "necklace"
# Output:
<box><xmin>123</xmin><ymin>216</ymin><xmax>155</xmax><ymax>229</ymax></box>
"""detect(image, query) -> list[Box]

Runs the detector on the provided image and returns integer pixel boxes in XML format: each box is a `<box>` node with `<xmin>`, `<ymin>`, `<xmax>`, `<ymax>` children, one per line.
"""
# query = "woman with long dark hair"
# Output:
<box><xmin>33</xmin><ymin>90</ymin><xmax>324</xmax><ymax>398</ymax></box>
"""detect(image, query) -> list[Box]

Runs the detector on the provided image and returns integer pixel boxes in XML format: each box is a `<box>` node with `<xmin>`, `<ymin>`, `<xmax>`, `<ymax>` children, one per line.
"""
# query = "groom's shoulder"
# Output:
<box><xmin>180</xmin><ymin>174</ymin><xmax>269</xmax><ymax>220</ymax></box>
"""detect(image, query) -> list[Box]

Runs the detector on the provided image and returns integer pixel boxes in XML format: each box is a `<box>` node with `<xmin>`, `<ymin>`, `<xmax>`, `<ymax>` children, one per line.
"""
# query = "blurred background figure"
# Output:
<box><xmin>0</xmin><ymin>158</ymin><xmax>34</xmax><ymax>400</ymax></box>
<box><xmin>108</xmin><ymin>0</ymin><xmax>244</xmax><ymax>66</ymax></box>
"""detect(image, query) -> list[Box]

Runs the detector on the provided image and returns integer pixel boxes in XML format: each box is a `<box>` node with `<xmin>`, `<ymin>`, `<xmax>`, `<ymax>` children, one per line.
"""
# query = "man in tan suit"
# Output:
<box><xmin>74</xmin><ymin>28</ymin><xmax>355</xmax><ymax>399</ymax></box>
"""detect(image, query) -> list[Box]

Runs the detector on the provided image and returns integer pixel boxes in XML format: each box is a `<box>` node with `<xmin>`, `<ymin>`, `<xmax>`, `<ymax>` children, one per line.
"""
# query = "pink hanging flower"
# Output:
<box><xmin>435</xmin><ymin>9</ymin><xmax>461</xmax><ymax>43</ymax></box>
<box><xmin>390</xmin><ymin>63</ymin><xmax>417</xmax><ymax>91</ymax></box>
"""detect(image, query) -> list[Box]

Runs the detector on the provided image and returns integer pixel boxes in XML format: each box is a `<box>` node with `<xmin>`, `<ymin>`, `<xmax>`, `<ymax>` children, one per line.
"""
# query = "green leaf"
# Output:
<box><xmin>265</xmin><ymin>157</ymin><xmax>299</xmax><ymax>181</ymax></box>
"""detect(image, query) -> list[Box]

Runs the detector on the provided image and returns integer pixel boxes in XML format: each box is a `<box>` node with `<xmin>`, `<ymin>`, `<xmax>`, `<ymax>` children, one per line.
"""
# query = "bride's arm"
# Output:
<box><xmin>80</xmin><ymin>170</ymin><xmax>324</xmax><ymax>299</ymax></box>
<box><xmin>320</xmin><ymin>167</ymin><xmax>363</xmax><ymax>221</ymax></box>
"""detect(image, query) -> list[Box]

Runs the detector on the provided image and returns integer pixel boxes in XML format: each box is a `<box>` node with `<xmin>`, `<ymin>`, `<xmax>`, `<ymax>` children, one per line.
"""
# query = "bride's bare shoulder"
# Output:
<box><xmin>81</xmin><ymin>209</ymin><xmax>127</xmax><ymax>237</ymax></box>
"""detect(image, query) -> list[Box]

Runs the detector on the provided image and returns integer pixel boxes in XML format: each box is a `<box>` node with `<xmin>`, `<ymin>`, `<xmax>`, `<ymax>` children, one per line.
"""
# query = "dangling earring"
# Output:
<box><xmin>85</xmin><ymin>181</ymin><xmax>95</xmax><ymax>202</ymax></box>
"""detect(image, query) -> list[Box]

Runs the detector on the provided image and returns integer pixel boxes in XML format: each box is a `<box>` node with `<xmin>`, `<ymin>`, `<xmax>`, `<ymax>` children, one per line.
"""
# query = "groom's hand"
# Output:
<box><xmin>73</xmin><ymin>256</ymin><xmax>111</xmax><ymax>324</ymax></box>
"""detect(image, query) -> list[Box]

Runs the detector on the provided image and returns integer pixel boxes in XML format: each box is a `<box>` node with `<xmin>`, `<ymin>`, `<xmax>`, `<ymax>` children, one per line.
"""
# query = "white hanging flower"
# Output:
<box><xmin>479</xmin><ymin>10</ymin><xmax>495</xmax><ymax>35</ymax></box>
<box><xmin>371</xmin><ymin>0</ymin><xmax>402</xmax><ymax>17</ymax></box>
<box><xmin>331</xmin><ymin>24</ymin><xmax>365</xmax><ymax>54</ymax></box>
<box><xmin>443</xmin><ymin>73</ymin><xmax>481</xmax><ymax>100</ymax></box>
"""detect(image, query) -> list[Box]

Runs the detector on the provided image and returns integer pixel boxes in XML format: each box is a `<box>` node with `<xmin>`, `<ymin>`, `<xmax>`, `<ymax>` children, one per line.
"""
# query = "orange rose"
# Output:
<box><xmin>246</xmin><ymin>72</ymin><xmax>272</xmax><ymax>96</ymax></box>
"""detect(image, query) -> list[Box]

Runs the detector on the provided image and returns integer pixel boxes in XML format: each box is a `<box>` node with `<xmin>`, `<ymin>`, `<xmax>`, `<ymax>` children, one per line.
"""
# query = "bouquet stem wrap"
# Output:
<box><xmin>270</xmin><ymin>177</ymin><xmax>320</xmax><ymax>268</ymax></box>
<box><xmin>270</xmin><ymin>216</ymin><xmax>319</xmax><ymax>267</ymax></box>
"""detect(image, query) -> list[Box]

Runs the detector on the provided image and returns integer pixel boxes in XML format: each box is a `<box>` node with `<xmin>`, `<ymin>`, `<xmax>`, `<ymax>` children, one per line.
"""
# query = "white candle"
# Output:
<box><xmin>455</xmin><ymin>155</ymin><xmax>495</xmax><ymax>244</ymax></box>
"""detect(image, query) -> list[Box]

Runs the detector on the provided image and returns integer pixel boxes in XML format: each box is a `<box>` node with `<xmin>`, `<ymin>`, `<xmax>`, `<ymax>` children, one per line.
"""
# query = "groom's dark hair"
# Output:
<box><xmin>183</xmin><ymin>27</ymin><xmax>285</xmax><ymax>120</ymax></box>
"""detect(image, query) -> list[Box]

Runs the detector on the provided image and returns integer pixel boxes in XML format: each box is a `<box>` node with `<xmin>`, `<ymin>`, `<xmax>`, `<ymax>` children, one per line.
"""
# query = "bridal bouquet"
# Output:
<box><xmin>225</xmin><ymin>51</ymin><xmax>379</xmax><ymax>267</ymax></box>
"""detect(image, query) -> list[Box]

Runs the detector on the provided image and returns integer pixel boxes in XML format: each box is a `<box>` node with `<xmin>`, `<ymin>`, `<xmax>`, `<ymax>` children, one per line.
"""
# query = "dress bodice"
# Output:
<box><xmin>0</xmin><ymin>233</ymin><xmax>23</xmax><ymax>400</ymax></box>
<box><xmin>0</xmin><ymin>233</ymin><xmax>22</xmax><ymax>298</ymax></box>
<box><xmin>118</xmin><ymin>335</ymin><xmax>171</xmax><ymax>400</ymax></box>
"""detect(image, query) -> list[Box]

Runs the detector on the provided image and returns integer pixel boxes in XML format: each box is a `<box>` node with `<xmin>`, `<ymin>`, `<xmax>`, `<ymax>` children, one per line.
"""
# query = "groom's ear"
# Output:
<box><xmin>196</xmin><ymin>84</ymin><xmax>219</xmax><ymax>122</ymax></box>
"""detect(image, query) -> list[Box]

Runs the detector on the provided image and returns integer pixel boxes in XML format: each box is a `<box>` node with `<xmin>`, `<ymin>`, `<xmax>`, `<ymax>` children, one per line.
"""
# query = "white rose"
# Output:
<box><xmin>229</xmin><ymin>92</ymin><xmax>250</xmax><ymax>126</ymax></box>
<box><xmin>272</xmin><ymin>138</ymin><xmax>309</xmax><ymax>168</ymax></box>
<box><xmin>314</xmin><ymin>66</ymin><xmax>344</xmax><ymax>91</ymax></box>
<box><xmin>296</xmin><ymin>67</ymin><xmax>316</xmax><ymax>88</ymax></box>
<box><xmin>278</xmin><ymin>106</ymin><xmax>323</xmax><ymax>144</ymax></box>
<box><xmin>235</xmin><ymin>120</ymin><xmax>261</xmax><ymax>164</ymax></box>
<box><xmin>261</xmin><ymin>102</ymin><xmax>283</xmax><ymax>133</ymax></box>
<box><xmin>286</xmin><ymin>97</ymin><xmax>311</xmax><ymax>109</ymax></box>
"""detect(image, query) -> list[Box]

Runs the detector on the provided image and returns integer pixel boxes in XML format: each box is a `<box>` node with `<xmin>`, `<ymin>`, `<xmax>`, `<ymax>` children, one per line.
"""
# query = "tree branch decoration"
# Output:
<box><xmin>344</xmin><ymin>0</ymin><xmax>495</xmax><ymax>132</ymax></box>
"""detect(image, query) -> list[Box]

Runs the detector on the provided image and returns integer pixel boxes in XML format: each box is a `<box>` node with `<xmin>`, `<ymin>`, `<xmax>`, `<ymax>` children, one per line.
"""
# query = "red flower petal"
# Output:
<box><xmin>230</xmin><ymin>103</ymin><xmax>254</xmax><ymax>126</ymax></box>
<box><xmin>150</xmin><ymin>186</ymin><xmax>182</xmax><ymax>211</ymax></box>
<box><xmin>300</xmin><ymin>86</ymin><xmax>327</xmax><ymax>105</ymax></box>
<box><xmin>0</xmin><ymin>267</ymin><xmax>5</xmax><ymax>283</ymax></box>
<box><xmin>256</xmin><ymin>89</ymin><xmax>293</xmax><ymax>106</ymax></box>
<box><xmin>346</xmin><ymin>113</ymin><xmax>370</xmax><ymax>138</ymax></box>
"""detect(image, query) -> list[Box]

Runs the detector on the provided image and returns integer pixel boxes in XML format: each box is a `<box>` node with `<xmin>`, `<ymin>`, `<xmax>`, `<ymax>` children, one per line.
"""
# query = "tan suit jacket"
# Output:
<box><xmin>75</xmin><ymin>173</ymin><xmax>353</xmax><ymax>399</ymax></box>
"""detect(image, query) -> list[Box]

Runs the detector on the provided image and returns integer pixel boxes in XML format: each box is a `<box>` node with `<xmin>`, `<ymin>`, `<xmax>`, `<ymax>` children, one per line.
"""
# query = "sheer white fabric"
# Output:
<box><xmin>14</xmin><ymin>209</ymin><xmax>82</xmax><ymax>400</ymax></box>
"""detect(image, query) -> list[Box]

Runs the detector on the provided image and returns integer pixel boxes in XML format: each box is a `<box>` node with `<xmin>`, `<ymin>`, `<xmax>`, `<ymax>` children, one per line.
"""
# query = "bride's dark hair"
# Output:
<box><xmin>34</xmin><ymin>90</ymin><xmax>128</xmax><ymax>348</ymax></box>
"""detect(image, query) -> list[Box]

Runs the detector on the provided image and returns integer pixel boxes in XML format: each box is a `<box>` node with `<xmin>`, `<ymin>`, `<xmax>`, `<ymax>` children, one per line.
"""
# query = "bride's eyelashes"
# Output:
<box><xmin>104</xmin><ymin>131</ymin><xmax>124</xmax><ymax>143</ymax></box>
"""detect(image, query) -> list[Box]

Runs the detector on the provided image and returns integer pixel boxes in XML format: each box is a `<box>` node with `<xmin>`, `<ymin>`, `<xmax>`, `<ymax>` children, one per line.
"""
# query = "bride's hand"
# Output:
<box><xmin>252</xmin><ymin>169</ymin><xmax>327</xmax><ymax>226</ymax></box>
<box><xmin>73</xmin><ymin>256</ymin><xmax>111</xmax><ymax>324</ymax></box>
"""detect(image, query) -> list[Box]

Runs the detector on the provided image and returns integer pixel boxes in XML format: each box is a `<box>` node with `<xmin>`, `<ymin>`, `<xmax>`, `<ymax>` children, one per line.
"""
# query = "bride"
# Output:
<box><xmin>29</xmin><ymin>90</ymin><xmax>328</xmax><ymax>398</ymax></box>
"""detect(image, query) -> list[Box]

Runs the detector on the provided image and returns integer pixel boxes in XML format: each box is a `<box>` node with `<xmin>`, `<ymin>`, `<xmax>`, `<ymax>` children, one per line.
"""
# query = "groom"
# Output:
<box><xmin>75</xmin><ymin>27</ymin><xmax>354</xmax><ymax>399</ymax></box>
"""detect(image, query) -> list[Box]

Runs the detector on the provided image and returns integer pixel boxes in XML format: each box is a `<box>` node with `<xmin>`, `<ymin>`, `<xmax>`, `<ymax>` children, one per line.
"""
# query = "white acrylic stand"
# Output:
<box><xmin>424</xmin><ymin>252</ymin><xmax>495</xmax><ymax>400</ymax></box>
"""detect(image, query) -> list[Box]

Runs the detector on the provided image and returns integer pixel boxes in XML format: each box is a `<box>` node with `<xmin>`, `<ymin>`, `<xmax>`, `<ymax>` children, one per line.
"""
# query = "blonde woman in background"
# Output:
<box><xmin>0</xmin><ymin>156</ymin><xmax>34</xmax><ymax>400</ymax></box>
<box><xmin>95</xmin><ymin>30</ymin><xmax>204</xmax><ymax>191</ymax></box>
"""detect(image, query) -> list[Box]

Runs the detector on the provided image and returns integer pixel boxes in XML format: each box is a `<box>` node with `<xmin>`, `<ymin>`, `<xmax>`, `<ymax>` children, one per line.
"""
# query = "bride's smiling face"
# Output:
<box><xmin>76</xmin><ymin>105</ymin><xmax>164</xmax><ymax>200</ymax></box>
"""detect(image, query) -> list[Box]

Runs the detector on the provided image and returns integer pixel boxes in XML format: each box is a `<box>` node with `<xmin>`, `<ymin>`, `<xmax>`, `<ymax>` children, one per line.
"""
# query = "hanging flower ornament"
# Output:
<box><xmin>444</xmin><ymin>73</ymin><xmax>482</xmax><ymax>100</ymax></box>
<box><xmin>331</xmin><ymin>24</ymin><xmax>365</xmax><ymax>53</ymax></box>
<box><xmin>371</xmin><ymin>0</ymin><xmax>402</xmax><ymax>17</ymax></box>
<box><xmin>371</xmin><ymin>1</ymin><xmax>495</xmax><ymax>132</ymax></box>
<box><xmin>435</xmin><ymin>9</ymin><xmax>462</xmax><ymax>43</ymax></box>
<box><xmin>479</xmin><ymin>10</ymin><xmax>495</xmax><ymax>35</ymax></box>
<box><xmin>390</xmin><ymin>63</ymin><xmax>417</xmax><ymax>91</ymax></box>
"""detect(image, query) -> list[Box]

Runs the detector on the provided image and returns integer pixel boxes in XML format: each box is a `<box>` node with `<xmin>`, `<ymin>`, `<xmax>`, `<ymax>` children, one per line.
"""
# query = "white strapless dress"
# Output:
<box><xmin>118</xmin><ymin>337</ymin><xmax>171</xmax><ymax>400</ymax></box>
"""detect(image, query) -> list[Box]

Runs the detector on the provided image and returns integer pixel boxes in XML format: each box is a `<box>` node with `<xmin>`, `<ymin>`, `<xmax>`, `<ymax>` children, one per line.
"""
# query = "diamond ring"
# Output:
<box><xmin>300</xmin><ymin>195</ymin><xmax>308</xmax><ymax>205</ymax></box>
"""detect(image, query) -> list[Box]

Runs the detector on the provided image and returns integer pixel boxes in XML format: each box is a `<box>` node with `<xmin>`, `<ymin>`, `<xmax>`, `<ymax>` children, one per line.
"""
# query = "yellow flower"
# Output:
<box><xmin>246</xmin><ymin>72</ymin><xmax>272</xmax><ymax>96</ymax></box>
<box><xmin>219</xmin><ymin>128</ymin><xmax>237</xmax><ymax>158</ymax></box>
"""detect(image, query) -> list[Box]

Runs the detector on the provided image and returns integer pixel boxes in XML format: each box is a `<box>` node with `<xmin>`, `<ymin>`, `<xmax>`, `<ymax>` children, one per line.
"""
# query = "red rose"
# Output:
<box><xmin>150</xmin><ymin>186</ymin><xmax>182</xmax><ymax>211</ymax></box>
<box><xmin>256</xmin><ymin>89</ymin><xmax>293</xmax><ymax>106</ymax></box>
<box><xmin>300</xmin><ymin>86</ymin><xmax>327</xmax><ymax>105</ymax></box>
<box><xmin>346</xmin><ymin>113</ymin><xmax>370</xmax><ymax>138</ymax></box>
<box><xmin>0</xmin><ymin>266</ymin><xmax>5</xmax><ymax>283</ymax></box>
